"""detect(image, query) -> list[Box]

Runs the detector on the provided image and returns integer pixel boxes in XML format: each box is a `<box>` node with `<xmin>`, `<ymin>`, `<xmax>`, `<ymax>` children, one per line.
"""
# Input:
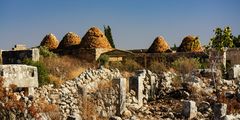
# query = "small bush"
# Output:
<box><xmin>39</xmin><ymin>46</ymin><xmax>57</xmax><ymax>58</ymax></box>
<box><xmin>48</xmin><ymin>74</ymin><xmax>63</xmax><ymax>87</ymax></box>
<box><xmin>109</xmin><ymin>59</ymin><xmax>142</xmax><ymax>72</ymax></box>
<box><xmin>98</xmin><ymin>54</ymin><xmax>109</xmax><ymax>67</ymax></box>
<box><xmin>148</xmin><ymin>61</ymin><xmax>167</xmax><ymax>74</ymax></box>
<box><xmin>172</xmin><ymin>57</ymin><xmax>200</xmax><ymax>75</ymax></box>
<box><xmin>24</xmin><ymin>59</ymin><xmax>50</xmax><ymax>86</ymax></box>
<box><xmin>122</xmin><ymin>59</ymin><xmax>142</xmax><ymax>72</ymax></box>
<box><xmin>171</xmin><ymin>76</ymin><xmax>182</xmax><ymax>88</ymax></box>
<box><xmin>42</xmin><ymin>56</ymin><xmax>89</xmax><ymax>81</ymax></box>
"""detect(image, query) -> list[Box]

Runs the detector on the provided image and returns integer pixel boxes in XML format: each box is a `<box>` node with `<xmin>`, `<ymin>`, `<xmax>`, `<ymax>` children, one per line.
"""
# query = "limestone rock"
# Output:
<box><xmin>213</xmin><ymin>103</ymin><xmax>227</xmax><ymax>119</ymax></box>
<box><xmin>110</xmin><ymin>116</ymin><xmax>122</xmax><ymax>120</ymax></box>
<box><xmin>147</xmin><ymin>36</ymin><xmax>171</xmax><ymax>53</ymax></box>
<box><xmin>182</xmin><ymin>100</ymin><xmax>197</xmax><ymax>119</ymax></box>
<box><xmin>40</xmin><ymin>33</ymin><xmax>59</xmax><ymax>50</ymax></box>
<box><xmin>122</xmin><ymin>109</ymin><xmax>132</xmax><ymax>118</ymax></box>
<box><xmin>79</xmin><ymin>27</ymin><xmax>112</xmax><ymax>49</ymax></box>
<box><xmin>58</xmin><ymin>32</ymin><xmax>81</xmax><ymax>49</ymax></box>
<box><xmin>177</xmin><ymin>35</ymin><xmax>202</xmax><ymax>52</ymax></box>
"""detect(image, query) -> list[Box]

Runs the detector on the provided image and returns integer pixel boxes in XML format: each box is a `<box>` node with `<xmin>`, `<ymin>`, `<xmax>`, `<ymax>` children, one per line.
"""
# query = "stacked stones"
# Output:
<box><xmin>79</xmin><ymin>27</ymin><xmax>112</xmax><ymax>49</ymax></box>
<box><xmin>58</xmin><ymin>32</ymin><xmax>81</xmax><ymax>49</ymax></box>
<box><xmin>147</xmin><ymin>36</ymin><xmax>171</xmax><ymax>53</ymax></box>
<box><xmin>34</xmin><ymin>67</ymin><xmax>122</xmax><ymax>119</ymax></box>
<box><xmin>40</xmin><ymin>33</ymin><xmax>59</xmax><ymax>50</ymax></box>
<box><xmin>177</xmin><ymin>35</ymin><xmax>202</xmax><ymax>52</ymax></box>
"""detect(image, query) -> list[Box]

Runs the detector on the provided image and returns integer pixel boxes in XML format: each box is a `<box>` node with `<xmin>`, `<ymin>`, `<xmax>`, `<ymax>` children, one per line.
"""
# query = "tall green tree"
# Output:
<box><xmin>233</xmin><ymin>35</ymin><xmax>240</xmax><ymax>47</ymax></box>
<box><xmin>209</xmin><ymin>26</ymin><xmax>234</xmax><ymax>51</ymax></box>
<box><xmin>104</xmin><ymin>25</ymin><xmax>115</xmax><ymax>48</ymax></box>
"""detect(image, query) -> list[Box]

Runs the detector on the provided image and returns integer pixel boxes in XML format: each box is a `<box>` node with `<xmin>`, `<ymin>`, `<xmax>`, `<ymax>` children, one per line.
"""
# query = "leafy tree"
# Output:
<box><xmin>233</xmin><ymin>35</ymin><xmax>240</xmax><ymax>47</ymax></box>
<box><xmin>171</xmin><ymin>44</ymin><xmax>177</xmax><ymax>51</ymax></box>
<box><xmin>104</xmin><ymin>25</ymin><xmax>115</xmax><ymax>48</ymax></box>
<box><xmin>209</xmin><ymin>26</ymin><xmax>234</xmax><ymax>51</ymax></box>
<box><xmin>208</xmin><ymin>26</ymin><xmax>234</xmax><ymax>89</ymax></box>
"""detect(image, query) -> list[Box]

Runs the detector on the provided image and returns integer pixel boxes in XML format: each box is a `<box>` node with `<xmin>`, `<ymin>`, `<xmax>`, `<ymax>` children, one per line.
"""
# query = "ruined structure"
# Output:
<box><xmin>40</xmin><ymin>33</ymin><xmax>59</xmax><ymax>50</ymax></box>
<box><xmin>12</xmin><ymin>44</ymin><xmax>27</xmax><ymax>51</ymax></box>
<box><xmin>1</xmin><ymin>47</ymin><xmax>39</xmax><ymax>64</ymax></box>
<box><xmin>54</xmin><ymin>27</ymin><xmax>113</xmax><ymax>61</ymax></box>
<box><xmin>0</xmin><ymin>64</ymin><xmax>38</xmax><ymax>95</ymax></box>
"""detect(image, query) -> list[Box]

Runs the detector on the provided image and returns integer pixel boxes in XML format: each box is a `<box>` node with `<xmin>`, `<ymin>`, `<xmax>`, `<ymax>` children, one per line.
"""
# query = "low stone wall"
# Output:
<box><xmin>226</xmin><ymin>48</ymin><xmax>240</xmax><ymax>66</ymax></box>
<box><xmin>34</xmin><ymin>67</ymin><xmax>123</xmax><ymax>119</ymax></box>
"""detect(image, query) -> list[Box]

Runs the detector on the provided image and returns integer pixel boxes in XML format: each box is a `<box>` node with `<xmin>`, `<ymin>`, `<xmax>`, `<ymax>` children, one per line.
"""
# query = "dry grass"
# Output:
<box><xmin>148</xmin><ymin>61</ymin><xmax>167</xmax><ymax>74</ymax></box>
<box><xmin>109</xmin><ymin>59</ymin><xmax>143</xmax><ymax>72</ymax></box>
<box><xmin>41</xmin><ymin>55</ymin><xmax>95</xmax><ymax>86</ymax></box>
<box><xmin>217</xmin><ymin>91</ymin><xmax>240</xmax><ymax>115</ymax></box>
<box><xmin>98</xmin><ymin>80</ymin><xmax>112</xmax><ymax>90</ymax></box>
<box><xmin>48</xmin><ymin>74</ymin><xmax>63</xmax><ymax>88</ymax></box>
<box><xmin>35</xmin><ymin>99</ymin><xmax>61</xmax><ymax>119</ymax></box>
<box><xmin>82</xmin><ymin>97</ymin><xmax>98</xmax><ymax>120</ymax></box>
<box><xmin>68</xmin><ymin>67</ymin><xmax>86</xmax><ymax>80</ymax></box>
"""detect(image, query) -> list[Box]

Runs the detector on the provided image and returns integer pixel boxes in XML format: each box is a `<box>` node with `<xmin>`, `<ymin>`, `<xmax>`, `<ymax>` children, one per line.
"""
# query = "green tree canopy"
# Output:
<box><xmin>209</xmin><ymin>26</ymin><xmax>234</xmax><ymax>51</ymax></box>
<box><xmin>104</xmin><ymin>25</ymin><xmax>115</xmax><ymax>48</ymax></box>
<box><xmin>233</xmin><ymin>35</ymin><xmax>240</xmax><ymax>47</ymax></box>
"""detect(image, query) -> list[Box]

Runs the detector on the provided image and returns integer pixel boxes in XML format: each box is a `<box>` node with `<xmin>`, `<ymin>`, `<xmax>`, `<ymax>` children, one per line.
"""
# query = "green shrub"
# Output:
<box><xmin>39</xmin><ymin>46</ymin><xmax>57</xmax><ymax>58</ymax></box>
<box><xmin>109</xmin><ymin>61</ymin><xmax>123</xmax><ymax>69</ymax></box>
<box><xmin>122</xmin><ymin>59</ymin><xmax>142</xmax><ymax>72</ymax></box>
<box><xmin>172</xmin><ymin>57</ymin><xmax>200</xmax><ymax>75</ymax></box>
<box><xmin>97</xmin><ymin>54</ymin><xmax>109</xmax><ymax>67</ymax></box>
<box><xmin>109</xmin><ymin>59</ymin><xmax>142</xmax><ymax>72</ymax></box>
<box><xmin>24</xmin><ymin>59</ymin><xmax>50</xmax><ymax>86</ymax></box>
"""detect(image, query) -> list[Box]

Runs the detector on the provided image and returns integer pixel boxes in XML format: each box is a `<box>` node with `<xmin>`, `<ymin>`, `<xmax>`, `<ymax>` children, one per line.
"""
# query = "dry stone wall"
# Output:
<box><xmin>34</xmin><ymin>67</ymin><xmax>123</xmax><ymax>119</ymax></box>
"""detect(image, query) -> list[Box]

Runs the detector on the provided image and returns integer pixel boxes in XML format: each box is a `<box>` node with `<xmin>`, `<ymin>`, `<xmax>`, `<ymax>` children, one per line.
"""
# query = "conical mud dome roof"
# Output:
<box><xmin>177</xmin><ymin>35</ymin><xmax>202</xmax><ymax>52</ymax></box>
<box><xmin>147</xmin><ymin>36</ymin><xmax>170</xmax><ymax>53</ymax></box>
<box><xmin>58</xmin><ymin>32</ymin><xmax>81</xmax><ymax>49</ymax></box>
<box><xmin>40</xmin><ymin>33</ymin><xmax>59</xmax><ymax>50</ymax></box>
<box><xmin>79</xmin><ymin>27</ymin><xmax>112</xmax><ymax>49</ymax></box>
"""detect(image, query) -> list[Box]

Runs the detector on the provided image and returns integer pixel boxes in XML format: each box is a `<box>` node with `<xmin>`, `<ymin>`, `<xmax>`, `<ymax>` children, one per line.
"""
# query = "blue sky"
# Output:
<box><xmin>0</xmin><ymin>0</ymin><xmax>240</xmax><ymax>50</ymax></box>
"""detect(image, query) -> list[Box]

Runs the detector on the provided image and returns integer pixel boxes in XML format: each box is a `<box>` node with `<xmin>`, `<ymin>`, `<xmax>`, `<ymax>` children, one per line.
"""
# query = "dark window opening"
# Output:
<box><xmin>0</xmin><ymin>71</ymin><xmax>3</xmax><ymax>76</ymax></box>
<box><xmin>31</xmin><ymin>71</ymin><xmax>34</xmax><ymax>77</ymax></box>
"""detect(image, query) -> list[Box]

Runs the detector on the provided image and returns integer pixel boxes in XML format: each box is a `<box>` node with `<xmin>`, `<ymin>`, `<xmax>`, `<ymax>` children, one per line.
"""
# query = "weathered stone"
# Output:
<box><xmin>182</xmin><ymin>100</ymin><xmax>197</xmax><ymax>119</ymax></box>
<box><xmin>113</xmin><ymin>78</ymin><xmax>126</xmax><ymax>116</ymax></box>
<box><xmin>213</xmin><ymin>103</ymin><xmax>227</xmax><ymax>120</ymax></box>
<box><xmin>198</xmin><ymin>101</ymin><xmax>210</xmax><ymax>114</ymax></box>
<box><xmin>0</xmin><ymin>65</ymin><xmax>38</xmax><ymax>96</ymax></box>
<box><xmin>122</xmin><ymin>109</ymin><xmax>132</xmax><ymax>118</ymax></box>
<box><xmin>110</xmin><ymin>116</ymin><xmax>122</xmax><ymax>120</ymax></box>
<box><xmin>129</xmin><ymin>76</ymin><xmax>144</xmax><ymax>107</ymax></box>
<box><xmin>222</xmin><ymin>114</ymin><xmax>240</xmax><ymax>120</ymax></box>
<box><xmin>100</xmin><ymin>110</ymin><xmax>108</xmax><ymax>117</ymax></box>
<box><xmin>228</xmin><ymin>64</ymin><xmax>240</xmax><ymax>79</ymax></box>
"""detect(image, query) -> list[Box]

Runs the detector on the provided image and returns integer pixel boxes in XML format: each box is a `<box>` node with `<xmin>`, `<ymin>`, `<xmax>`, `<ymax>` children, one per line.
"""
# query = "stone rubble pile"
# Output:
<box><xmin>35</xmin><ymin>67</ymin><xmax>122</xmax><ymax>119</ymax></box>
